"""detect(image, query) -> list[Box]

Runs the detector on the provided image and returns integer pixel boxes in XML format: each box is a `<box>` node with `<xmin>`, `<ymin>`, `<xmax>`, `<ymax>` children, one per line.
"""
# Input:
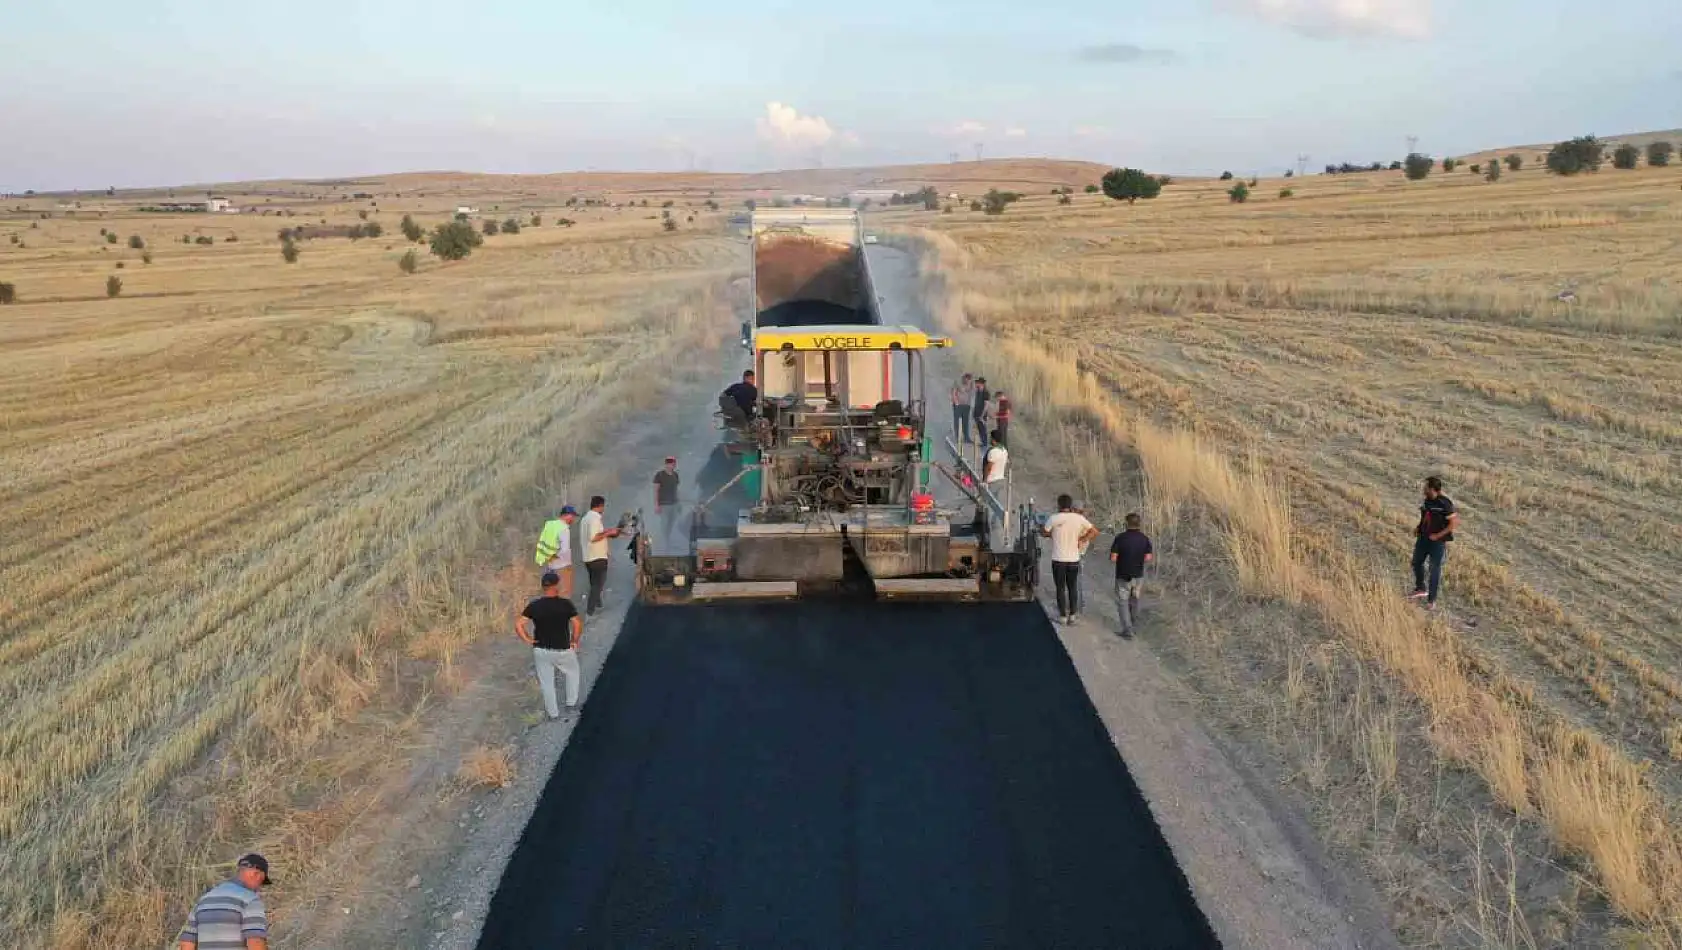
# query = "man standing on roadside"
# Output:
<box><xmin>983</xmin><ymin>434</ymin><xmax>1009</xmax><ymax>485</ymax></box>
<box><xmin>177</xmin><ymin>854</ymin><xmax>271</xmax><ymax>950</ymax></box>
<box><xmin>516</xmin><ymin>571</ymin><xmax>583</xmax><ymax>719</ymax></box>
<box><xmin>992</xmin><ymin>390</ymin><xmax>1013</xmax><ymax>447</ymax></box>
<box><xmin>1109</xmin><ymin>513</ymin><xmax>1154</xmax><ymax>639</ymax></box>
<box><xmin>534</xmin><ymin>504</ymin><xmax>579</xmax><ymax>596</ymax></box>
<box><xmin>653</xmin><ymin>456</ymin><xmax>682</xmax><ymax>551</ymax></box>
<box><xmin>1410</xmin><ymin>476</ymin><xmax>1460</xmax><ymax>610</ymax></box>
<box><xmin>580</xmin><ymin>495</ymin><xmax>622</xmax><ymax>616</ymax></box>
<box><xmin>1043</xmin><ymin>493</ymin><xmax>1099</xmax><ymax>625</ymax></box>
<box><xmin>951</xmin><ymin>373</ymin><xmax>975</xmax><ymax>444</ymax></box>
<box><xmin>972</xmin><ymin>376</ymin><xmax>992</xmax><ymax>449</ymax></box>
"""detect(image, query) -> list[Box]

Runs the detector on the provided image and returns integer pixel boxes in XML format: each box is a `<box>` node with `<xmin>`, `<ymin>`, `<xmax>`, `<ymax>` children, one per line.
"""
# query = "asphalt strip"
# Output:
<box><xmin>476</xmin><ymin>601</ymin><xmax>1222</xmax><ymax>949</ymax></box>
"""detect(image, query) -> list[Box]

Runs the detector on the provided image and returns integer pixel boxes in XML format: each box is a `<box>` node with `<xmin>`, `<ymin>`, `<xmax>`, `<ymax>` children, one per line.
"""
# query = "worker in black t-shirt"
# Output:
<box><xmin>1410</xmin><ymin>476</ymin><xmax>1460</xmax><ymax>609</ymax></box>
<box><xmin>1109</xmin><ymin>513</ymin><xmax>1154</xmax><ymax>639</ymax></box>
<box><xmin>653</xmin><ymin>455</ymin><xmax>682</xmax><ymax>551</ymax></box>
<box><xmin>515</xmin><ymin>572</ymin><xmax>584</xmax><ymax>719</ymax></box>
<box><xmin>720</xmin><ymin>370</ymin><xmax>758</xmax><ymax>426</ymax></box>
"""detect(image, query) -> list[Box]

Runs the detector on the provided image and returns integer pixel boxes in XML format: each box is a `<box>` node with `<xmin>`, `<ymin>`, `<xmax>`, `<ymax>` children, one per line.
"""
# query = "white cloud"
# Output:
<box><xmin>1218</xmin><ymin>0</ymin><xmax>1431</xmax><ymax>38</ymax></box>
<box><xmin>756</xmin><ymin>102</ymin><xmax>837</xmax><ymax>150</ymax></box>
<box><xmin>1005</xmin><ymin>127</ymin><xmax>1027</xmax><ymax>138</ymax></box>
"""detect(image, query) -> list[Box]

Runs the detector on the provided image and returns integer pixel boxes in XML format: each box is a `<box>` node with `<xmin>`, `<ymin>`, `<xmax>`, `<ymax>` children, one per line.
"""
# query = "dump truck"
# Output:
<box><xmin>636</xmin><ymin>209</ymin><xmax>1040</xmax><ymax>604</ymax></box>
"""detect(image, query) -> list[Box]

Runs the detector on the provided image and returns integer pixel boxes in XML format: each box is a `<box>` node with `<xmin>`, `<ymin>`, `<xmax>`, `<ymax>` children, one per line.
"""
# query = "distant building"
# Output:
<box><xmin>207</xmin><ymin>197</ymin><xmax>232</xmax><ymax>212</ymax></box>
<box><xmin>455</xmin><ymin>205</ymin><xmax>477</xmax><ymax>215</ymax></box>
<box><xmin>849</xmin><ymin>189</ymin><xmax>899</xmax><ymax>205</ymax></box>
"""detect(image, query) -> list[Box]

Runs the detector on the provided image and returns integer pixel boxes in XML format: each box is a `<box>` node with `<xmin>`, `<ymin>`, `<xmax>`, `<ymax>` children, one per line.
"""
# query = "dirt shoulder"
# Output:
<box><xmin>278</xmin><ymin>362</ymin><xmax>740</xmax><ymax>950</ymax></box>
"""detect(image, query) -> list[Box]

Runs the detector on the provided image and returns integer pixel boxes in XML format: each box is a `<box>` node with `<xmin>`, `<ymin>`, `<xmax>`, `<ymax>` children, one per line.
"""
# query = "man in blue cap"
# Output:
<box><xmin>534</xmin><ymin>504</ymin><xmax>579</xmax><ymax>596</ymax></box>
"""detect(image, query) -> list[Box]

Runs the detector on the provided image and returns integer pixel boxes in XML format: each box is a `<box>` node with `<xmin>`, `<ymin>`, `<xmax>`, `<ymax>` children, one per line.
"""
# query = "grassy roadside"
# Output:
<box><xmin>890</xmin><ymin>228</ymin><xmax>1682</xmax><ymax>947</ymax></box>
<box><xmin>29</xmin><ymin>279</ymin><xmax>738</xmax><ymax>950</ymax></box>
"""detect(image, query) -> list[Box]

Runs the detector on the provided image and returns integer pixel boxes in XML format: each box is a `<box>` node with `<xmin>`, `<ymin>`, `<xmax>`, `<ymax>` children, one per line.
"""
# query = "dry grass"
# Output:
<box><xmin>0</xmin><ymin>191</ymin><xmax>736</xmax><ymax>946</ymax></box>
<box><xmin>889</xmin><ymin>161</ymin><xmax>1682</xmax><ymax>946</ymax></box>
<box><xmin>456</xmin><ymin>746</ymin><xmax>516</xmax><ymax>790</ymax></box>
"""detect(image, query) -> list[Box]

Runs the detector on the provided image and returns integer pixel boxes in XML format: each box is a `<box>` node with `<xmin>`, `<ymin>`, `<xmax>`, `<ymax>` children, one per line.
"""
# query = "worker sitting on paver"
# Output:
<box><xmin>720</xmin><ymin>370</ymin><xmax>759</xmax><ymax>427</ymax></box>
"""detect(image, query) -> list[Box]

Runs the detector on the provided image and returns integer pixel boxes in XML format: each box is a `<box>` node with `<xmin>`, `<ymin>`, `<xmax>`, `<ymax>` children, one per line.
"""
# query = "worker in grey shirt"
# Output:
<box><xmin>178</xmin><ymin>854</ymin><xmax>270</xmax><ymax>949</ymax></box>
<box><xmin>653</xmin><ymin>455</ymin><xmax>682</xmax><ymax>551</ymax></box>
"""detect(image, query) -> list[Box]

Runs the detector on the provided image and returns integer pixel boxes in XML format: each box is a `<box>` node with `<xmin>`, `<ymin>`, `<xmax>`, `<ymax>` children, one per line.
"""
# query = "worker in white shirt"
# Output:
<box><xmin>579</xmin><ymin>495</ymin><xmax>623</xmax><ymax>616</ymax></box>
<box><xmin>983</xmin><ymin>434</ymin><xmax>1009</xmax><ymax>484</ymax></box>
<box><xmin>1042</xmin><ymin>493</ymin><xmax>1099</xmax><ymax>625</ymax></box>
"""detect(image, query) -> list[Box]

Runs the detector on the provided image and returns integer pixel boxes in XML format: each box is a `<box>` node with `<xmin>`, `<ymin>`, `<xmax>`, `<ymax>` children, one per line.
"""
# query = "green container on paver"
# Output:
<box><xmin>919</xmin><ymin>437</ymin><xmax>932</xmax><ymax>487</ymax></box>
<box><xmin>740</xmin><ymin>449</ymin><xmax>761</xmax><ymax>501</ymax></box>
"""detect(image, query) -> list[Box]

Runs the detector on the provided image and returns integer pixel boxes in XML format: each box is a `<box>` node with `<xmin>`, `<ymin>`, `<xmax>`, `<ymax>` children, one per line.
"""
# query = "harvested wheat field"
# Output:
<box><xmin>0</xmin><ymin>191</ymin><xmax>737</xmax><ymax>945</ymax></box>
<box><xmin>887</xmin><ymin>162</ymin><xmax>1682</xmax><ymax>946</ymax></box>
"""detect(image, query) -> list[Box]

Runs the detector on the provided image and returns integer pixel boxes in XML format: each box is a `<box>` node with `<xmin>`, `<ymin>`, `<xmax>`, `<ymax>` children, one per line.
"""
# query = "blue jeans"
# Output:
<box><xmin>1411</xmin><ymin>538</ymin><xmax>1446</xmax><ymax>603</ymax></box>
<box><xmin>952</xmin><ymin>405</ymin><xmax>971</xmax><ymax>443</ymax></box>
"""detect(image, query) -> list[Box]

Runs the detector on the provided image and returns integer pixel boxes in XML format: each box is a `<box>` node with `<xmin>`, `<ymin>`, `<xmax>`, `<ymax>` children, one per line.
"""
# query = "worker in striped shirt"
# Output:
<box><xmin>178</xmin><ymin>854</ymin><xmax>270</xmax><ymax>949</ymax></box>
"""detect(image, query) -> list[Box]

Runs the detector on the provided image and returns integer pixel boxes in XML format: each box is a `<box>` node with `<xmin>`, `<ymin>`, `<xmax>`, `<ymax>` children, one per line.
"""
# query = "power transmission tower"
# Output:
<box><xmin>1406</xmin><ymin>135</ymin><xmax>1419</xmax><ymax>156</ymax></box>
<box><xmin>973</xmin><ymin>142</ymin><xmax>983</xmax><ymax>162</ymax></box>
<box><xmin>949</xmin><ymin>151</ymin><xmax>960</xmax><ymax>164</ymax></box>
<box><xmin>1296</xmin><ymin>154</ymin><xmax>1310</xmax><ymax>177</ymax></box>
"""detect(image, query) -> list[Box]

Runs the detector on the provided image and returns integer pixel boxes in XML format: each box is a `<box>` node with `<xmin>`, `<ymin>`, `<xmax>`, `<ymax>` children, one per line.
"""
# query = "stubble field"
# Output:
<box><xmin>890</xmin><ymin>162</ymin><xmax>1682</xmax><ymax>946</ymax></box>
<box><xmin>0</xmin><ymin>187</ymin><xmax>738</xmax><ymax>945</ymax></box>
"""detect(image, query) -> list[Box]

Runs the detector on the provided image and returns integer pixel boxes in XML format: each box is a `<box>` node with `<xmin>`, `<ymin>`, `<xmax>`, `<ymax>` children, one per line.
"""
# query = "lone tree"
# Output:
<box><xmin>1649</xmin><ymin>141</ymin><xmax>1675</xmax><ymax>167</ymax></box>
<box><xmin>0</xmin><ymin>282</ymin><xmax>15</xmax><ymax>305</ymax></box>
<box><xmin>1505</xmin><ymin>153</ymin><xmax>1523</xmax><ymax>171</ymax></box>
<box><xmin>1404</xmin><ymin>153</ymin><xmax>1434</xmax><ymax>181</ymax></box>
<box><xmin>105</xmin><ymin>232</ymin><xmax>118</xmax><ymax>244</ymax></box>
<box><xmin>1485</xmin><ymin>159</ymin><xmax>1502</xmax><ymax>182</ymax></box>
<box><xmin>281</xmin><ymin>238</ymin><xmax>299</xmax><ymax>263</ymax></box>
<box><xmin>400</xmin><ymin>214</ymin><xmax>424</xmax><ymax>242</ymax></box>
<box><xmin>1228</xmin><ymin>181</ymin><xmax>1250</xmax><ymax>203</ymax></box>
<box><xmin>1278</xmin><ymin>187</ymin><xmax>1294</xmax><ymax>199</ymax></box>
<box><xmin>106</xmin><ymin>275</ymin><xmax>123</xmax><ymax>298</ymax></box>
<box><xmin>530</xmin><ymin>213</ymin><xmax>542</xmax><ymax>227</ymax></box>
<box><xmin>1612</xmin><ymin>144</ymin><xmax>1640</xmax><ymax>169</ymax></box>
<box><xmin>1441</xmin><ymin>157</ymin><xmax>1457</xmax><ymax>173</ymax></box>
<box><xmin>482</xmin><ymin>219</ymin><xmax>500</xmax><ymax>236</ymax></box>
<box><xmin>430</xmin><ymin>220</ymin><xmax>483</xmax><ymax>261</ymax></box>
<box><xmin>1546</xmin><ymin>136</ymin><xmax>1604</xmax><ymax>175</ymax></box>
<box><xmin>1219</xmin><ymin>171</ymin><xmax>1234</xmax><ymax>181</ymax></box>
<box><xmin>363</xmin><ymin>221</ymin><xmax>383</xmax><ymax>238</ymax></box>
<box><xmin>128</xmin><ymin>234</ymin><xmax>144</xmax><ymax>249</ymax></box>
<box><xmin>399</xmin><ymin>249</ymin><xmax>418</xmax><ymax>274</ymax></box>
<box><xmin>1084</xmin><ymin>184</ymin><xmax>1100</xmax><ymax>194</ymax></box>
<box><xmin>1101</xmin><ymin>167</ymin><xmax>1162</xmax><ymax>205</ymax></box>
<box><xmin>501</xmin><ymin>217</ymin><xmax>520</xmax><ymax>234</ymax></box>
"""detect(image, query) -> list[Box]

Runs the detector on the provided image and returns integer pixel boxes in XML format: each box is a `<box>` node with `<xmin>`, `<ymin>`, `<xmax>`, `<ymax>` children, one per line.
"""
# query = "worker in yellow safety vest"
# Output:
<box><xmin>535</xmin><ymin>505</ymin><xmax>579</xmax><ymax>596</ymax></box>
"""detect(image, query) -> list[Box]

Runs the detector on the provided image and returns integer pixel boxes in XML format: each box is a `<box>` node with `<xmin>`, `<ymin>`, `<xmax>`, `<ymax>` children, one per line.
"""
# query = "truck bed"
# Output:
<box><xmin>476</xmin><ymin>602</ymin><xmax>1220</xmax><ymax>949</ymax></box>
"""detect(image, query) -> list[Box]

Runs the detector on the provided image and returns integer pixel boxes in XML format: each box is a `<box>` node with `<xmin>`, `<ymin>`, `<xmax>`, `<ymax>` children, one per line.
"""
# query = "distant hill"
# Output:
<box><xmin>1455</xmin><ymin>129</ymin><xmax>1682</xmax><ymax>166</ymax></box>
<box><xmin>196</xmin><ymin>159</ymin><xmax>1112</xmax><ymax>202</ymax></box>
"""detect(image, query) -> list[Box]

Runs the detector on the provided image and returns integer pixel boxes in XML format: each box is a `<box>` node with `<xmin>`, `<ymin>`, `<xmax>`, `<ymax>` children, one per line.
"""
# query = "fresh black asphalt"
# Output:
<box><xmin>477</xmin><ymin>602</ymin><xmax>1222</xmax><ymax>949</ymax></box>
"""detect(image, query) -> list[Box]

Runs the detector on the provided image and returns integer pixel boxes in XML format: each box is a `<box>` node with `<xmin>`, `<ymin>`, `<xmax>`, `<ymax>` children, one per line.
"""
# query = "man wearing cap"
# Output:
<box><xmin>517</xmin><ymin>571</ymin><xmax>583</xmax><ymax>719</ymax></box>
<box><xmin>178</xmin><ymin>853</ymin><xmax>270</xmax><ymax>950</ymax></box>
<box><xmin>534</xmin><ymin>505</ymin><xmax>579</xmax><ymax>596</ymax></box>
<box><xmin>653</xmin><ymin>456</ymin><xmax>682</xmax><ymax>552</ymax></box>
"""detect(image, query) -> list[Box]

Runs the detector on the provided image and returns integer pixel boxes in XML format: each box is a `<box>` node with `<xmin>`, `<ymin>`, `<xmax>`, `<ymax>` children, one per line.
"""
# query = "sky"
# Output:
<box><xmin>2</xmin><ymin>0</ymin><xmax>1678</xmax><ymax>190</ymax></box>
